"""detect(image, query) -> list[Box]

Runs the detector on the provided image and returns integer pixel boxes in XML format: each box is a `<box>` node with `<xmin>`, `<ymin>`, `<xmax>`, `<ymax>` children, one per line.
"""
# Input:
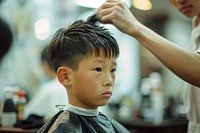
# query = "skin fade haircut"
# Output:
<box><xmin>48</xmin><ymin>14</ymin><xmax>119</xmax><ymax>72</ymax></box>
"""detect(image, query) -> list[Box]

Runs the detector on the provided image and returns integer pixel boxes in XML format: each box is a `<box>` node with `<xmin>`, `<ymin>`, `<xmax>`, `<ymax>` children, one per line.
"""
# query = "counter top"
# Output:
<box><xmin>118</xmin><ymin>118</ymin><xmax>188</xmax><ymax>133</ymax></box>
<box><xmin>0</xmin><ymin>127</ymin><xmax>38</xmax><ymax>133</ymax></box>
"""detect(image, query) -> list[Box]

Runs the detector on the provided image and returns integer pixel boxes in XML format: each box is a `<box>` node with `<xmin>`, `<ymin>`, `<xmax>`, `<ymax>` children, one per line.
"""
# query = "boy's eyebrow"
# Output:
<box><xmin>112</xmin><ymin>61</ymin><xmax>117</xmax><ymax>66</ymax></box>
<box><xmin>93</xmin><ymin>59</ymin><xmax>117</xmax><ymax>66</ymax></box>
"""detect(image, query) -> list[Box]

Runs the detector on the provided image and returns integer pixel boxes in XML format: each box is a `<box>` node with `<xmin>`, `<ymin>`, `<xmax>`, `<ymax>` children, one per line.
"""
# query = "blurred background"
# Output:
<box><xmin>0</xmin><ymin>0</ymin><xmax>192</xmax><ymax>132</ymax></box>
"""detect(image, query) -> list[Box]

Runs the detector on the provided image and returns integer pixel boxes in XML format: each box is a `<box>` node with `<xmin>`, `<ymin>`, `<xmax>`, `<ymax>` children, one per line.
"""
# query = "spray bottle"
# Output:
<box><xmin>1</xmin><ymin>87</ymin><xmax>18</xmax><ymax>127</ymax></box>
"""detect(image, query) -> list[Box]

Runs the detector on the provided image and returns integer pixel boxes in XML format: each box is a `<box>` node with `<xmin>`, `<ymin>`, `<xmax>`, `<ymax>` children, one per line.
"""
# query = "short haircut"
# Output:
<box><xmin>48</xmin><ymin>14</ymin><xmax>119</xmax><ymax>72</ymax></box>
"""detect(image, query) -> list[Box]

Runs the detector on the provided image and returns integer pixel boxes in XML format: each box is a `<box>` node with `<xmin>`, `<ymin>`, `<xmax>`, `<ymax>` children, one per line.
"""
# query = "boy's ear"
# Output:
<box><xmin>57</xmin><ymin>66</ymin><xmax>72</xmax><ymax>86</ymax></box>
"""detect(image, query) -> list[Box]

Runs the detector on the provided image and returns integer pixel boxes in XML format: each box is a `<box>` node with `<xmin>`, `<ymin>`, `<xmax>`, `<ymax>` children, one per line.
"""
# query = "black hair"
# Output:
<box><xmin>0</xmin><ymin>17</ymin><xmax>13</xmax><ymax>60</ymax></box>
<box><xmin>48</xmin><ymin>14</ymin><xmax>119</xmax><ymax>72</ymax></box>
<box><xmin>41</xmin><ymin>45</ymin><xmax>53</xmax><ymax>70</ymax></box>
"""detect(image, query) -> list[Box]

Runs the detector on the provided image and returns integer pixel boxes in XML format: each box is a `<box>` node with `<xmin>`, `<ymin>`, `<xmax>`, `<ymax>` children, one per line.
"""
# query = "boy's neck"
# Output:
<box><xmin>66</xmin><ymin>103</ymin><xmax>99</xmax><ymax>116</ymax></box>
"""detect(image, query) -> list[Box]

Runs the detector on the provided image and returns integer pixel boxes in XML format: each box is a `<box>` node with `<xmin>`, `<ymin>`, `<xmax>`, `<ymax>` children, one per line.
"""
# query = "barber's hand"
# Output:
<box><xmin>96</xmin><ymin>0</ymin><xmax>141</xmax><ymax>36</ymax></box>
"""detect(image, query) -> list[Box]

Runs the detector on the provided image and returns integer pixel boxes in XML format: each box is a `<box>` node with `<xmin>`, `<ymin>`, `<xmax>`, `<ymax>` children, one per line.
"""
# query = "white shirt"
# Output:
<box><xmin>184</xmin><ymin>17</ymin><xmax>200</xmax><ymax>133</ymax></box>
<box><xmin>24</xmin><ymin>78</ymin><xmax>68</xmax><ymax>119</ymax></box>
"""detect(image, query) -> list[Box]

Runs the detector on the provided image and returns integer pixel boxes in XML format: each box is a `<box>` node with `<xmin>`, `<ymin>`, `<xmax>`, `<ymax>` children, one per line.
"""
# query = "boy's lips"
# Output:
<box><xmin>180</xmin><ymin>5</ymin><xmax>192</xmax><ymax>13</ymax></box>
<box><xmin>101</xmin><ymin>91</ymin><xmax>112</xmax><ymax>98</ymax></box>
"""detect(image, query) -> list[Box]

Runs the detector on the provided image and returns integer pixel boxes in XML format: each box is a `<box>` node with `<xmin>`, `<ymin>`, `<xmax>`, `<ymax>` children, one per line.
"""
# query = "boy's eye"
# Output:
<box><xmin>111</xmin><ymin>68</ymin><xmax>116</xmax><ymax>73</ymax></box>
<box><xmin>95</xmin><ymin>67</ymin><xmax>102</xmax><ymax>72</ymax></box>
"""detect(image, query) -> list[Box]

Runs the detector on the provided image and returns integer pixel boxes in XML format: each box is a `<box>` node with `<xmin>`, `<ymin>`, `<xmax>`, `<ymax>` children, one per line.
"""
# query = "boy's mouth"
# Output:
<box><xmin>101</xmin><ymin>91</ymin><xmax>112</xmax><ymax>98</ymax></box>
<box><xmin>180</xmin><ymin>5</ymin><xmax>192</xmax><ymax>13</ymax></box>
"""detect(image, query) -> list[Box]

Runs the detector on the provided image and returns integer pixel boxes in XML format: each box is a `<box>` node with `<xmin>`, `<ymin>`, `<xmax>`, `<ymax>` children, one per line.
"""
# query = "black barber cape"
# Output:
<box><xmin>37</xmin><ymin>104</ymin><xmax>130</xmax><ymax>133</ymax></box>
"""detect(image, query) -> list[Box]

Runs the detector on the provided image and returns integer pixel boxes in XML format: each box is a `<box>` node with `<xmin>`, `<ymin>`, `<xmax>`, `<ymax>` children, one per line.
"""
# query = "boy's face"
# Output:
<box><xmin>169</xmin><ymin>0</ymin><xmax>200</xmax><ymax>18</ymax></box>
<box><xmin>69</xmin><ymin>49</ymin><xmax>117</xmax><ymax>109</ymax></box>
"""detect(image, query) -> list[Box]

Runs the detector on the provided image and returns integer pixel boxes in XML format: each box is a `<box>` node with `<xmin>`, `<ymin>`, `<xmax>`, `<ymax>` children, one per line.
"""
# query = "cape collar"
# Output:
<box><xmin>66</xmin><ymin>104</ymin><xmax>99</xmax><ymax>116</ymax></box>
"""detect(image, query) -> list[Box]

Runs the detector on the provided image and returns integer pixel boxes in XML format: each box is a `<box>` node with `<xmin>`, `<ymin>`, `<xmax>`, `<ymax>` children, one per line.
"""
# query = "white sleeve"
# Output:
<box><xmin>24</xmin><ymin>86</ymin><xmax>51</xmax><ymax>118</ymax></box>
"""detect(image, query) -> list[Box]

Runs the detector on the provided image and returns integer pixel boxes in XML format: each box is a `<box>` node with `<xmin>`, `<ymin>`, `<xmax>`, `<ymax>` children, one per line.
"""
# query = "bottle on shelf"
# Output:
<box><xmin>16</xmin><ymin>90</ymin><xmax>26</xmax><ymax>122</ymax></box>
<box><xmin>1</xmin><ymin>87</ymin><xmax>18</xmax><ymax>127</ymax></box>
<box><xmin>149</xmin><ymin>72</ymin><xmax>164</xmax><ymax>124</ymax></box>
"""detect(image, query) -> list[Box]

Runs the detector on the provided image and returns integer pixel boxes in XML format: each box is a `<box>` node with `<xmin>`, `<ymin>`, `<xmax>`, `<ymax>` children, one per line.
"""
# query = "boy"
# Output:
<box><xmin>37</xmin><ymin>14</ymin><xmax>130</xmax><ymax>133</ymax></box>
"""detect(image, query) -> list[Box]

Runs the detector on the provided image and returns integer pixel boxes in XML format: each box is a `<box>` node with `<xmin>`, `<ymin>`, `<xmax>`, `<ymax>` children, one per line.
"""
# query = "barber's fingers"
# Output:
<box><xmin>96</xmin><ymin>0</ymin><xmax>116</xmax><ymax>17</ymax></box>
<box><xmin>97</xmin><ymin>7</ymin><xmax>115</xmax><ymax>23</ymax></box>
<box><xmin>99</xmin><ymin>0</ymin><xmax>119</xmax><ymax>9</ymax></box>
<box><xmin>97</xmin><ymin>0</ymin><xmax>126</xmax><ymax>12</ymax></box>
<box><xmin>96</xmin><ymin>0</ymin><xmax>127</xmax><ymax>23</ymax></box>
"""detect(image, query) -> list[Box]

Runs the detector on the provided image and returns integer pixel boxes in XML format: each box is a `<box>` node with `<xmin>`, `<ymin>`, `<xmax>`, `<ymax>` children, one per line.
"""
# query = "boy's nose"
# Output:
<box><xmin>104</xmin><ymin>74</ymin><xmax>113</xmax><ymax>86</ymax></box>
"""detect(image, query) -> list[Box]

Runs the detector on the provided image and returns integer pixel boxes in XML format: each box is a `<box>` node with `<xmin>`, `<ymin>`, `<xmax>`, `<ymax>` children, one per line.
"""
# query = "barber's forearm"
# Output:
<box><xmin>133</xmin><ymin>24</ymin><xmax>200</xmax><ymax>87</ymax></box>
